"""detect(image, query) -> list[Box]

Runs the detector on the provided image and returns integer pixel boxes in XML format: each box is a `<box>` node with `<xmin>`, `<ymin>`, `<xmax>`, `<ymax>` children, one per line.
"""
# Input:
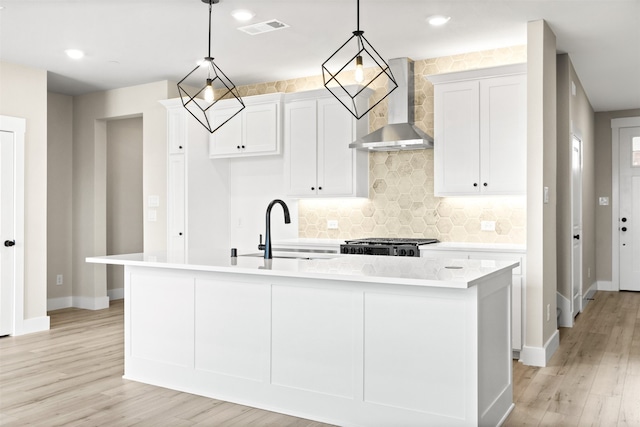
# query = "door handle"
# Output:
<box><xmin>4</xmin><ymin>240</ymin><xmax>15</xmax><ymax>247</ymax></box>
<box><xmin>573</xmin><ymin>234</ymin><xmax>580</xmax><ymax>240</ymax></box>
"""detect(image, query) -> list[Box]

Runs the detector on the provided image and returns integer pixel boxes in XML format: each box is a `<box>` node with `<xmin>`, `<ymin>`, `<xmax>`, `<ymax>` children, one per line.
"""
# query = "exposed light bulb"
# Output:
<box><xmin>204</xmin><ymin>79</ymin><xmax>215</xmax><ymax>103</ymax></box>
<box><xmin>354</xmin><ymin>55</ymin><xmax>364</xmax><ymax>83</ymax></box>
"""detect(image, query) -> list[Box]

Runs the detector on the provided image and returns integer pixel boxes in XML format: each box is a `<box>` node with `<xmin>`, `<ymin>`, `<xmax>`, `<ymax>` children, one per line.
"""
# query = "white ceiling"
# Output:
<box><xmin>1</xmin><ymin>0</ymin><xmax>638</xmax><ymax>112</ymax></box>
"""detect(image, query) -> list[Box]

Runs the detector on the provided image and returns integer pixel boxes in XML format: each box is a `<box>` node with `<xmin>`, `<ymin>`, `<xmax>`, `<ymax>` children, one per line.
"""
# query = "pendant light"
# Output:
<box><xmin>178</xmin><ymin>0</ymin><xmax>244</xmax><ymax>133</ymax></box>
<box><xmin>321</xmin><ymin>0</ymin><xmax>397</xmax><ymax>120</ymax></box>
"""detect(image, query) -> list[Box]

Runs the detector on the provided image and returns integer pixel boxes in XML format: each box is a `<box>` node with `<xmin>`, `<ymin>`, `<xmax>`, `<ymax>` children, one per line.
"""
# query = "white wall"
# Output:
<box><xmin>0</xmin><ymin>61</ymin><xmax>49</xmax><ymax>329</ymax></box>
<box><xmin>227</xmin><ymin>155</ymin><xmax>298</xmax><ymax>253</ymax></box>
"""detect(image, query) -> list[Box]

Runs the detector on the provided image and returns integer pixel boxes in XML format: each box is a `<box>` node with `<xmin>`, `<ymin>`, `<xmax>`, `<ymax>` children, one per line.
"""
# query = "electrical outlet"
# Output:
<box><xmin>56</xmin><ymin>274</ymin><xmax>63</xmax><ymax>285</ymax></box>
<box><xmin>480</xmin><ymin>221</ymin><xmax>496</xmax><ymax>231</ymax></box>
<box><xmin>546</xmin><ymin>304</ymin><xmax>550</xmax><ymax>321</ymax></box>
<box><xmin>327</xmin><ymin>220</ymin><xmax>339</xmax><ymax>230</ymax></box>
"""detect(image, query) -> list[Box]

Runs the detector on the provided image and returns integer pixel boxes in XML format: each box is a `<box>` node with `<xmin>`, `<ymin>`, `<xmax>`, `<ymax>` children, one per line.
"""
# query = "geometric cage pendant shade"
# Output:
<box><xmin>177</xmin><ymin>0</ymin><xmax>244</xmax><ymax>133</ymax></box>
<box><xmin>322</xmin><ymin>0</ymin><xmax>397</xmax><ymax>120</ymax></box>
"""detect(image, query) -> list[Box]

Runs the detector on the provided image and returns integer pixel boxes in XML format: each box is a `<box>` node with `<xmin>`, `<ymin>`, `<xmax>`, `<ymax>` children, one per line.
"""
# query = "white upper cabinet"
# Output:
<box><xmin>284</xmin><ymin>87</ymin><xmax>371</xmax><ymax>198</ymax></box>
<box><xmin>428</xmin><ymin>64</ymin><xmax>527</xmax><ymax>196</ymax></box>
<box><xmin>209</xmin><ymin>93</ymin><xmax>284</xmax><ymax>158</ymax></box>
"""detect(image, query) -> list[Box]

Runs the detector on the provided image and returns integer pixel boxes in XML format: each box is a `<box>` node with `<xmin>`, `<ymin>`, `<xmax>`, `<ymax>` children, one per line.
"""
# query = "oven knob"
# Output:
<box><xmin>399</xmin><ymin>249</ymin><xmax>406</xmax><ymax>256</ymax></box>
<box><xmin>350</xmin><ymin>248</ymin><xmax>357</xmax><ymax>254</ymax></box>
<box><xmin>341</xmin><ymin>247</ymin><xmax>348</xmax><ymax>254</ymax></box>
<box><xmin>358</xmin><ymin>247</ymin><xmax>364</xmax><ymax>254</ymax></box>
<box><xmin>408</xmin><ymin>249</ymin><xmax>415</xmax><ymax>256</ymax></box>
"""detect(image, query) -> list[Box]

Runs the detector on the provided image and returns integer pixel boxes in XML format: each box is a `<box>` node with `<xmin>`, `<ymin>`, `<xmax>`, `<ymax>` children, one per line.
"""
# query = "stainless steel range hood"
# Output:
<box><xmin>350</xmin><ymin>58</ymin><xmax>434</xmax><ymax>151</ymax></box>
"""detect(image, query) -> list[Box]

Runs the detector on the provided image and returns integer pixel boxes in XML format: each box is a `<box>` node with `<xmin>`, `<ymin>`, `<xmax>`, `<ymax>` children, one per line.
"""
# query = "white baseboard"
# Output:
<box><xmin>556</xmin><ymin>292</ymin><xmax>572</xmax><ymax>328</ymax></box>
<box><xmin>597</xmin><ymin>280</ymin><xmax>616</xmax><ymax>291</ymax></box>
<box><xmin>519</xmin><ymin>329</ymin><xmax>560</xmax><ymax>367</ymax></box>
<box><xmin>108</xmin><ymin>288</ymin><xmax>124</xmax><ymax>301</ymax></box>
<box><xmin>72</xmin><ymin>296</ymin><xmax>110</xmax><ymax>310</ymax></box>
<box><xmin>47</xmin><ymin>295</ymin><xmax>113</xmax><ymax>311</ymax></box>
<box><xmin>15</xmin><ymin>315</ymin><xmax>50</xmax><ymax>336</ymax></box>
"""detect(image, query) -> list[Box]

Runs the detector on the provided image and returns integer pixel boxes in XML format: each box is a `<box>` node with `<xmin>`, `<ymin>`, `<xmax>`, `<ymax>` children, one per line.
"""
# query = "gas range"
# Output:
<box><xmin>340</xmin><ymin>238</ymin><xmax>439</xmax><ymax>257</ymax></box>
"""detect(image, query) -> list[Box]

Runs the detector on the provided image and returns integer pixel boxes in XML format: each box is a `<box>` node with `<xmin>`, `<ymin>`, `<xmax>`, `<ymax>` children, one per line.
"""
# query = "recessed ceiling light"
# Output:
<box><xmin>427</xmin><ymin>15</ymin><xmax>451</xmax><ymax>26</ymax></box>
<box><xmin>65</xmin><ymin>49</ymin><xmax>85</xmax><ymax>59</ymax></box>
<box><xmin>231</xmin><ymin>9</ymin><xmax>255</xmax><ymax>22</ymax></box>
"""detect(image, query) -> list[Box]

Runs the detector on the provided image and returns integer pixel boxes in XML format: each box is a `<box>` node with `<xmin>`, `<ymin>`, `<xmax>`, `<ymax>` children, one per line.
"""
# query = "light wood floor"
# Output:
<box><xmin>0</xmin><ymin>300</ymin><xmax>335</xmax><ymax>427</ymax></box>
<box><xmin>1</xmin><ymin>291</ymin><xmax>639</xmax><ymax>426</ymax></box>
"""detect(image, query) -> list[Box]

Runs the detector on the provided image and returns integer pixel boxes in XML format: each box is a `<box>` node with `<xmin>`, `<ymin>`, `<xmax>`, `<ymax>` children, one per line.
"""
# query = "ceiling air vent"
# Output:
<box><xmin>238</xmin><ymin>19</ymin><xmax>290</xmax><ymax>36</ymax></box>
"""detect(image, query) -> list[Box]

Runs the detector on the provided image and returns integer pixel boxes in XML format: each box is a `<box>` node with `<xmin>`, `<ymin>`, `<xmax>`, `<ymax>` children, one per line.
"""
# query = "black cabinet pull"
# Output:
<box><xmin>318</xmin><ymin>186</ymin><xmax>322</xmax><ymax>190</ymax></box>
<box><xmin>622</xmin><ymin>227</ymin><xmax>628</xmax><ymax>232</ymax></box>
<box><xmin>473</xmin><ymin>183</ymin><xmax>478</xmax><ymax>187</ymax></box>
<box><xmin>4</xmin><ymin>240</ymin><xmax>15</xmax><ymax>247</ymax></box>
<box><xmin>311</xmin><ymin>187</ymin><xmax>315</xmax><ymax>191</ymax></box>
<box><xmin>622</xmin><ymin>217</ymin><xmax>627</xmax><ymax>222</ymax></box>
<box><xmin>483</xmin><ymin>183</ymin><xmax>488</xmax><ymax>187</ymax></box>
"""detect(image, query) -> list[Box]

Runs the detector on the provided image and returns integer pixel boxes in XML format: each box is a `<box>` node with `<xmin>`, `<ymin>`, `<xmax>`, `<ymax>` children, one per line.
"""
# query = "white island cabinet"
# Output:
<box><xmin>420</xmin><ymin>242</ymin><xmax>526</xmax><ymax>355</ymax></box>
<box><xmin>87</xmin><ymin>252</ymin><xmax>516</xmax><ymax>427</ymax></box>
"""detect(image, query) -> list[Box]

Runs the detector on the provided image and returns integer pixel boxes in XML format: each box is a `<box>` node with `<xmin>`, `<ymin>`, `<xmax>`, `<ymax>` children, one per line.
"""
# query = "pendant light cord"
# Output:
<box><xmin>356</xmin><ymin>0</ymin><xmax>360</xmax><ymax>32</ymax></box>
<box><xmin>208</xmin><ymin>0</ymin><xmax>212</xmax><ymax>58</ymax></box>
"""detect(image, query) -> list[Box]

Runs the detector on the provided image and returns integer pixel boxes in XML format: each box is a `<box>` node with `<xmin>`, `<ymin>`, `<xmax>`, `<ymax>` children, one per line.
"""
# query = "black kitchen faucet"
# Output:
<box><xmin>258</xmin><ymin>199</ymin><xmax>291</xmax><ymax>259</ymax></box>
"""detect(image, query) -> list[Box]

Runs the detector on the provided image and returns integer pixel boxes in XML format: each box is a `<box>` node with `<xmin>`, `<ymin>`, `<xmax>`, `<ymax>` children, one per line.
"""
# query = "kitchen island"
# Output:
<box><xmin>87</xmin><ymin>251</ymin><xmax>517</xmax><ymax>427</ymax></box>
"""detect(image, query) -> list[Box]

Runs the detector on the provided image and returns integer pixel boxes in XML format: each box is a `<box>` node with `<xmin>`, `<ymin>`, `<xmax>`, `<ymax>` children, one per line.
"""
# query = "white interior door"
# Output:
<box><xmin>619</xmin><ymin>126</ymin><xmax>640</xmax><ymax>291</ymax></box>
<box><xmin>0</xmin><ymin>130</ymin><xmax>15</xmax><ymax>336</ymax></box>
<box><xmin>571</xmin><ymin>135</ymin><xmax>582</xmax><ymax>316</ymax></box>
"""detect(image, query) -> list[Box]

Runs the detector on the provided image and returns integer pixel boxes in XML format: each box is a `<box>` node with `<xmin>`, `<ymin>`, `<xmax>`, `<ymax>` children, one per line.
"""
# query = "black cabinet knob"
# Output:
<box><xmin>311</xmin><ymin>187</ymin><xmax>315</xmax><ymax>191</ymax></box>
<box><xmin>622</xmin><ymin>217</ymin><xmax>627</xmax><ymax>222</ymax></box>
<box><xmin>473</xmin><ymin>183</ymin><xmax>478</xmax><ymax>187</ymax></box>
<box><xmin>4</xmin><ymin>240</ymin><xmax>15</xmax><ymax>247</ymax></box>
<box><xmin>178</xmin><ymin>145</ymin><xmax>183</xmax><ymax>149</ymax></box>
<box><xmin>318</xmin><ymin>186</ymin><xmax>322</xmax><ymax>190</ymax></box>
<box><xmin>483</xmin><ymin>183</ymin><xmax>488</xmax><ymax>187</ymax></box>
<box><xmin>622</xmin><ymin>227</ymin><xmax>628</xmax><ymax>232</ymax></box>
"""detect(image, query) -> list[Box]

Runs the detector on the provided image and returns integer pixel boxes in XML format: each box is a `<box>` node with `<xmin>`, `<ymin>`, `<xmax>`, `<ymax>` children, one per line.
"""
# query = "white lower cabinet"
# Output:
<box><xmin>284</xmin><ymin>87</ymin><xmax>371</xmax><ymax>198</ymax></box>
<box><xmin>420</xmin><ymin>246</ymin><xmax>526</xmax><ymax>354</ymax></box>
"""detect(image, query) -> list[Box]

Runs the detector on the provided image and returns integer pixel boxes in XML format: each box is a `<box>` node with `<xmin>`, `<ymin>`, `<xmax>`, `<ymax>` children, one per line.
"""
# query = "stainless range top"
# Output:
<box><xmin>340</xmin><ymin>238</ymin><xmax>439</xmax><ymax>257</ymax></box>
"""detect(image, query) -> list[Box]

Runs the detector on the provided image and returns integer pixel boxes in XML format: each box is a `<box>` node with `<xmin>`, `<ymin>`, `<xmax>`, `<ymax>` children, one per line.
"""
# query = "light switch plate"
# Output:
<box><xmin>327</xmin><ymin>220</ymin><xmax>339</xmax><ymax>230</ymax></box>
<box><xmin>599</xmin><ymin>197</ymin><xmax>609</xmax><ymax>206</ymax></box>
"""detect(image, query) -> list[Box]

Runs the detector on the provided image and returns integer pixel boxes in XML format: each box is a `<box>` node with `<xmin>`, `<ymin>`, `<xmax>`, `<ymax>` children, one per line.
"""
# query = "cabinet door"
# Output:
<box><xmin>434</xmin><ymin>81</ymin><xmax>480</xmax><ymax>195</ymax></box>
<box><xmin>167</xmin><ymin>154</ymin><xmax>185</xmax><ymax>258</ymax></box>
<box><xmin>209</xmin><ymin>108</ymin><xmax>243</xmax><ymax>157</ymax></box>
<box><xmin>285</xmin><ymin>100</ymin><xmax>318</xmax><ymax>197</ymax></box>
<box><xmin>479</xmin><ymin>75</ymin><xmax>527</xmax><ymax>195</ymax></box>
<box><xmin>317</xmin><ymin>97</ymin><xmax>355</xmax><ymax>196</ymax></box>
<box><xmin>167</xmin><ymin>108</ymin><xmax>186</xmax><ymax>154</ymax></box>
<box><xmin>244</xmin><ymin>103</ymin><xmax>279</xmax><ymax>155</ymax></box>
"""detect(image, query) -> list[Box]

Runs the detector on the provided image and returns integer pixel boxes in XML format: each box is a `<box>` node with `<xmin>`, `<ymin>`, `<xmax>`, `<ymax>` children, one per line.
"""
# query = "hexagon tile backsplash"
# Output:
<box><xmin>298</xmin><ymin>150</ymin><xmax>526</xmax><ymax>244</ymax></box>
<box><xmin>233</xmin><ymin>45</ymin><xmax>528</xmax><ymax>244</ymax></box>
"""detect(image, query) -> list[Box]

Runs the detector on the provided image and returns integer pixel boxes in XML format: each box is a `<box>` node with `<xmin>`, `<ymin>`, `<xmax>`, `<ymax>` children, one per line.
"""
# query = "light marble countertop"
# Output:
<box><xmin>87</xmin><ymin>250</ymin><xmax>518</xmax><ymax>289</ymax></box>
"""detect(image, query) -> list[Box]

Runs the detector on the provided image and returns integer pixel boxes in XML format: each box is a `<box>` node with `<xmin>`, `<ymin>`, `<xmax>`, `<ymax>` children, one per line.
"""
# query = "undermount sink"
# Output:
<box><xmin>240</xmin><ymin>252</ymin><xmax>337</xmax><ymax>260</ymax></box>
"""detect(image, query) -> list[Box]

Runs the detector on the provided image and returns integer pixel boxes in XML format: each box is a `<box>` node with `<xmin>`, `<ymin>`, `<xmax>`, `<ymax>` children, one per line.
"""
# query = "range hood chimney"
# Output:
<box><xmin>350</xmin><ymin>58</ymin><xmax>434</xmax><ymax>151</ymax></box>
